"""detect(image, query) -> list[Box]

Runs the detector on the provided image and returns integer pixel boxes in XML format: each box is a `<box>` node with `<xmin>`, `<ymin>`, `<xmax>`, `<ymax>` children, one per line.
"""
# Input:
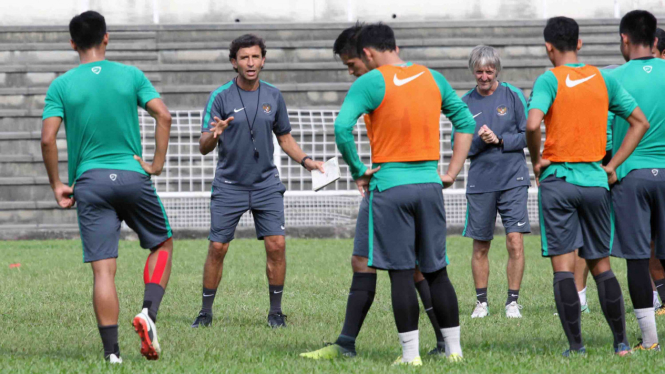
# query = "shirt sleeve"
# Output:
<box><xmin>134</xmin><ymin>67</ymin><xmax>160</xmax><ymax>109</ymax></box>
<box><xmin>42</xmin><ymin>79</ymin><xmax>65</xmax><ymax>120</ymax></box>
<box><xmin>527</xmin><ymin>71</ymin><xmax>558</xmax><ymax>114</ymax></box>
<box><xmin>601</xmin><ymin>71</ymin><xmax>638</xmax><ymax>120</ymax></box>
<box><xmin>334</xmin><ymin>70</ymin><xmax>385</xmax><ymax>179</ymax></box>
<box><xmin>502</xmin><ymin>84</ymin><xmax>528</xmax><ymax>152</ymax></box>
<box><xmin>429</xmin><ymin>69</ymin><xmax>475</xmax><ymax>133</ymax></box>
<box><xmin>458</xmin><ymin>94</ymin><xmax>488</xmax><ymax>157</ymax></box>
<box><xmin>272</xmin><ymin>92</ymin><xmax>291</xmax><ymax>136</ymax></box>
<box><xmin>201</xmin><ymin>91</ymin><xmax>223</xmax><ymax>133</ymax></box>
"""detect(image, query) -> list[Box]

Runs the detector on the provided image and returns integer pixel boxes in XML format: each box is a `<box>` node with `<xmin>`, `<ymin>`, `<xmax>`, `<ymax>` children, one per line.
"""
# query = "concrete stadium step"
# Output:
<box><xmin>0</xmin><ymin>131</ymin><xmax>67</xmax><ymax>154</ymax></box>
<box><xmin>0</xmin><ymin>154</ymin><xmax>67</xmax><ymax>177</ymax></box>
<box><xmin>0</xmin><ymin>201</ymin><xmax>77</xmax><ymax>226</ymax></box>
<box><xmin>0</xmin><ymin>20</ymin><xmax>624</xmax><ymax>44</ymax></box>
<box><xmin>0</xmin><ymin>113</ymin><xmax>42</xmax><ymax>131</ymax></box>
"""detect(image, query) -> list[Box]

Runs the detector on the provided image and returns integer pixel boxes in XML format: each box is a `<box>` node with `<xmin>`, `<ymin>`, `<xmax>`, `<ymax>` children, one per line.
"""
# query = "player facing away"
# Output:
<box><xmin>41</xmin><ymin>11</ymin><xmax>175</xmax><ymax>363</ymax></box>
<box><xmin>191</xmin><ymin>34</ymin><xmax>324</xmax><ymax>329</ymax></box>
<box><xmin>526</xmin><ymin>16</ymin><xmax>649</xmax><ymax>357</ymax></box>
<box><xmin>299</xmin><ymin>24</ymin><xmax>445</xmax><ymax>359</ymax></box>
<box><xmin>606</xmin><ymin>10</ymin><xmax>665</xmax><ymax>351</ymax></box>
<box><xmin>305</xmin><ymin>23</ymin><xmax>475</xmax><ymax>366</ymax></box>
<box><xmin>458</xmin><ymin>45</ymin><xmax>530</xmax><ymax>319</ymax></box>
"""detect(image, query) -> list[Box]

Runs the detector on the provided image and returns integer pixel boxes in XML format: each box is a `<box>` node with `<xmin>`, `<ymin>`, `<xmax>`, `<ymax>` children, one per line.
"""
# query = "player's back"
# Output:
<box><xmin>609</xmin><ymin>58</ymin><xmax>665</xmax><ymax>159</ymax></box>
<box><xmin>44</xmin><ymin>60</ymin><xmax>159</xmax><ymax>184</ymax></box>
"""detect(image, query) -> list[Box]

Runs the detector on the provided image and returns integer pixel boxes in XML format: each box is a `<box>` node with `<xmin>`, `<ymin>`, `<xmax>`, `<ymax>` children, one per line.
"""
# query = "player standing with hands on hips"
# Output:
<box><xmin>191</xmin><ymin>34</ymin><xmax>324</xmax><ymax>329</ymax></box>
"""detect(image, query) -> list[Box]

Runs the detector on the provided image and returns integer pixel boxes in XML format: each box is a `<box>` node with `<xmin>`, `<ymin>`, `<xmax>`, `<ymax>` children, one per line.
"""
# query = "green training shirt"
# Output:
<box><xmin>606</xmin><ymin>58</ymin><xmax>665</xmax><ymax>181</ymax></box>
<box><xmin>42</xmin><ymin>60</ymin><xmax>160</xmax><ymax>186</ymax></box>
<box><xmin>527</xmin><ymin>63</ymin><xmax>638</xmax><ymax>190</ymax></box>
<box><xmin>334</xmin><ymin>62</ymin><xmax>476</xmax><ymax>192</ymax></box>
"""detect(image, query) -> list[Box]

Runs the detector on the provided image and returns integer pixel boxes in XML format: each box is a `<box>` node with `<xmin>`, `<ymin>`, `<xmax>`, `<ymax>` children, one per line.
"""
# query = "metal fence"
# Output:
<box><xmin>140</xmin><ymin>109</ymin><xmax>542</xmax><ymax>229</ymax></box>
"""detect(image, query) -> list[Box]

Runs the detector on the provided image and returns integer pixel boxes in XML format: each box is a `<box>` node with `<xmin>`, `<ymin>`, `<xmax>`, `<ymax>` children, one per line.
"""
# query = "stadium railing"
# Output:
<box><xmin>140</xmin><ymin>110</ymin><xmax>544</xmax><ymax>229</ymax></box>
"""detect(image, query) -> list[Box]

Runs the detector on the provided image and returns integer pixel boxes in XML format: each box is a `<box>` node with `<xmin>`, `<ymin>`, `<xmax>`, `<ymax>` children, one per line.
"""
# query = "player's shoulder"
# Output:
<box><xmin>208</xmin><ymin>80</ymin><xmax>235</xmax><ymax>100</ymax></box>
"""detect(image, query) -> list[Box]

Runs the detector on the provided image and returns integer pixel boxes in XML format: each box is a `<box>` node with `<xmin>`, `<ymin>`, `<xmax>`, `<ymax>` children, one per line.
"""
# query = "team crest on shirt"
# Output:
<box><xmin>644</xmin><ymin>66</ymin><xmax>653</xmax><ymax>73</ymax></box>
<box><xmin>92</xmin><ymin>66</ymin><xmax>101</xmax><ymax>74</ymax></box>
<box><xmin>496</xmin><ymin>105</ymin><xmax>508</xmax><ymax>116</ymax></box>
<box><xmin>262</xmin><ymin>103</ymin><xmax>272</xmax><ymax>114</ymax></box>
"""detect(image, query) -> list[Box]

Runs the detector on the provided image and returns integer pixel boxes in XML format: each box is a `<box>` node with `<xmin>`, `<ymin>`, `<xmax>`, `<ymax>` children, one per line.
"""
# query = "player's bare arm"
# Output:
<box><xmin>199</xmin><ymin>116</ymin><xmax>234</xmax><ymax>155</ymax></box>
<box><xmin>41</xmin><ymin>116</ymin><xmax>74</xmax><ymax>208</ymax></box>
<box><xmin>441</xmin><ymin>132</ymin><xmax>472</xmax><ymax>188</ymax></box>
<box><xmin>276</xmin><ymin>133</ymin><xmax>325</xmax><ymax>173</ymax></box>
<box><xmin>604</xmin><ymin>107</ymin><xmax>650</xmax><ymax>184</ymax></box>
<box><xmin>134</xmin><ymin>98</ymin><xmax>172</xmax><ymax>175</ymax></box>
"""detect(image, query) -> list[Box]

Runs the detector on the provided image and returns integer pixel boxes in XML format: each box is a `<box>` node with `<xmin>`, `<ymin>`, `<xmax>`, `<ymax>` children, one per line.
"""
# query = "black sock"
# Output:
<box><xmin>142</xmin><ymin>283</ymin><xmax>165</xmax><ymax>322</ymax></box>
<box><xmin>415</xmin><ymin>280</ymin><xmax>444</xmax><ymax>344</ymax></box>
<box><xmin>655</xmin><ymin>278</ymin><xmax>665</xmax><ymax>304</ymax></box>
<box><xmin>389</xmin><ymin>269</ymin><xmax>419</xmax><ymax>333</ymax></box>
<box><xmin>201</xmin><ymin>287</ymin><xmax>217</xmax><ymax>315</ymax></box>
<box><xmin>506</xmin><ymin>289</ymin><xmax>520</xmax><ymax>306</ymax></box>
<box><xmin>98</xmin><ymin>325</ymin><xmax>119</xmax><ymax>358</ymax></box>
<box><xmin>476</xmin><ymin>287</ymin><xmax>488</xmax><ymax>304</ymax></box>
<box><xmin>269</xmin><ymin>285</ymin><xmax>284</xmax><ymax>314</ymax></box>
<box><xmin>627</xmin><ymin>259</ymin><xmax>653</xmax><ymax>309</ymax></box>
<box><xmin>553</xmin><ymin>272</ymin><xmax>583</xmax><ymax>351</ymax></box>
<box><xmin>423</xmin><ymin>267</ymin><xmax>460</xmax><ymax>328</ymax></box>
<box><xmin>594</xmin><ymin>270</ymin><xmax>628</xmax><ymax>348</ymax></box>
<box><xmin>336</xmin><ymin>272</ymin><xmax>377</xmax><ymax>351</ymax></box>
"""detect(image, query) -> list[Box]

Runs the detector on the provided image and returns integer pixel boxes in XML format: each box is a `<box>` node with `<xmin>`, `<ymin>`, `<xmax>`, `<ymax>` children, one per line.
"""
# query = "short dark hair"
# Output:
<box><xmin>620</xmin><ymin>10</ymin><xmax>657</xmax><ymax>47</ymax></box>
<box><xmin>656</xmin><ymin>28</ymin><xmax>665</xmax><ymax>53</ymax></box>
<box><xmin>69</xmin><ymin>11</ymin><xmax>106</xmax><ymax>51</ymax></box>
<box><xmin>356</xmin><ymin>23</ymin><xmax>397</xmax><ymax>56</ymax></box>
<box><xmin>543</xmin><ymin>17</ymin><xmax>579</xmax><ymax>52</ymax></box>
<box><xmin>229</xmin><ymin>34</ymin><xmax>266</xmax><ymax>61</ymax></box>
<box><xmin>333</xmin><ymin>23</ymin><xmax>363</xmax><ymax>58</ymax></box>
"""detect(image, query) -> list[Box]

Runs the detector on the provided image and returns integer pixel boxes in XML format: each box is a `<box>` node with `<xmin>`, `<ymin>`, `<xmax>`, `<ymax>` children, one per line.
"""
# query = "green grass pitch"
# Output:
<box><xmin>1</xmin><ymin>236</ymin><xmax>663</xmax><ymax>373</ymax></box>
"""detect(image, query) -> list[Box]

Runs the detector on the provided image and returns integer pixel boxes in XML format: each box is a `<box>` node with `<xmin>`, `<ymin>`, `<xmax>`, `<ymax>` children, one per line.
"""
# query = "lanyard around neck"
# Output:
<box><xmin>235</xmin><ymin>78</ymin><xmax>261</xmax><ymax>159</ymax></box>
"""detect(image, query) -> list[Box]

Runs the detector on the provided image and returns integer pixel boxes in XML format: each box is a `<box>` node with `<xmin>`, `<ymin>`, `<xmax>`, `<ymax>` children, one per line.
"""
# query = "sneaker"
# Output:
<box><xmin>656</xmin><ymin>305</ymin><xmax>665</xmax><ymax>316</ymax></box>
<box><xmin>300</xmin><ymin>343</ymin><xmax>356</xmax><ymax>359</ymax></box>
<box><xmin>267</xmin><ymin>313</ymin><xmax>287</xmax><ymax>328</ymax></box>
<box><xmin>562</xmin><ymin>347</ymin><xmax>586</xmax><ymax>357</ymax></box>
<box><xmin>447</xmin><ymin>353</ymin><xmax>463</xmax><ymax>362</ymax></box>
<box><xmin>428</xmin><ymin>345</ymin><xmax>445</xmax><ymax>356</ymax></box>
<box><xmin>132</xmin><ymin>308</ymin><xmax>160</xmax><ymax>361</ymax></box>
<box><xmin>632</xmin><ymin>340</ymin><xmax>661</xmax><ymax>352</ymax></box>
<box><xmin>505</xmin><ymin>301</ymin><xmax>523</xmax><ymax>318</ymax></box>
<box><xmin>471</xmin><ymin>301</ymin><xmax>489</xmax><ymax>318</ymax></box>
<box><xmin>615</xmin><ymin>342</ymin><xmax>631</xmax><ymax>356</ymax></box>
<box><xmin>580</xmin><ymin>303</ymin><xmax>590</xmax><ymax>314</ymax></box>
<box><xmin>106</xmin><ymin>353</ymin><xmax>122</xmax><ymax>364</ymax></box>
<box><xmin>392</xmin><ymin>355</ymin><xmax>423</xmax><ymax>366</ymax></box>
<box><xmin>191</xmin><ymin>311</ymin><xmax>213</xmax><ymax>328</ymax></box>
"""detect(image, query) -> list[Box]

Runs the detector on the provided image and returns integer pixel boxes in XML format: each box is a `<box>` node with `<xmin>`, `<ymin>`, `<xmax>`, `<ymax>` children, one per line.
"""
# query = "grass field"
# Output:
<box><xmin>1</xmin><ymin>236</ymin><xmax>664</xmax><ymax>373</ymax></box>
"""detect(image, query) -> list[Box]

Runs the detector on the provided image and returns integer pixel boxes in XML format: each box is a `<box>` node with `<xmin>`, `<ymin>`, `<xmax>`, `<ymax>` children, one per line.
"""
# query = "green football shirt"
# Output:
<box><xmin>605</xmin><ymin>57</ymin><xmax>665</xmax><ymax>181</ymax></box>
<box><xmin>42</xmin><ymin>60</ymin><xmax>160</xmax><ymax>186</ymax></box>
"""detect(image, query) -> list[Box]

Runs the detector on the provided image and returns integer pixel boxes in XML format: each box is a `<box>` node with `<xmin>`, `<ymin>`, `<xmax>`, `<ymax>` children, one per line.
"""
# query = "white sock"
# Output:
<box><xmin>440</xmin><ymin>326</ymin><xmax>462</xmax><ymax>357</ymax></box>
<box><xmin>654</xmin><ymin>291</ymin><xmax>660</xmax><ymax>307</ymax></box>
<box><xmin>635</xmin><ymin>307</ymin><xmax>659</xmax><ymax>347</ymax></box>
<box><xmin>397</xmin><ymin>330</ymin><xmax>419</xmax><ymax>362</ymax></box>
<box><xmin>578</xmin><ymin>287</ymin><xmax>587</xmax><ymax>305</ymax></box>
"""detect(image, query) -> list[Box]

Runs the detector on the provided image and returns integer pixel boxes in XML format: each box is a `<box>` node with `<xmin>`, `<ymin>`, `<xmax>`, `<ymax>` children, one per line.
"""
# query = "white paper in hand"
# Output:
<box><xmin>312</xmin><ymin>157</ymin><xmax>341</xmax><ymax>191</ymax></box>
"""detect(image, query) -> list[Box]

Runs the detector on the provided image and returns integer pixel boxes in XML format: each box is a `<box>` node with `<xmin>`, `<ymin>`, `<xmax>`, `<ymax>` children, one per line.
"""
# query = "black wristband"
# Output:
<box><xmin>300</xmin><ymin>156</ymin><xmax>312</xmax><ymax>168</ymax></box>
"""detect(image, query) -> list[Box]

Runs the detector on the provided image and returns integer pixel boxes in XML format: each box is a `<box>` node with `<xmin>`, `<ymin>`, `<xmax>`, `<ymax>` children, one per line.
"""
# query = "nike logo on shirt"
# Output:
<box><xmin>393</xmin><ymin>72</ymin><xmax>425</xmax><ymax>86</ymax></box>
<box><xmin>473</xmin><ymin>112</ymin><xmax>482</xmax><ymax>119</ymax></box>
<box><xmin>234</xmin><ymin>107</ymin><xmax>245</xmax><ymax>113</ymax></box>
<box><xmin>565</xmin><ymin>74</ymin><xmax>596</xmax><ymax>88</ymax></box>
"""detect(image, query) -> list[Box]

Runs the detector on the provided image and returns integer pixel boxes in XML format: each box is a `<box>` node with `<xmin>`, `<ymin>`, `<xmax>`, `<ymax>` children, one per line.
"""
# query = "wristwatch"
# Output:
<box><xmin>300</xmin><ymin>156</ymin><xmax>312</xmax><ymax>168</ymax></box>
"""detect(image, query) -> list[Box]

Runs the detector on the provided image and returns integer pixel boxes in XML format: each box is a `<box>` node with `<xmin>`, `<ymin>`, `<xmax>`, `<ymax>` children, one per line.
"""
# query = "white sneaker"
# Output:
<box><xmin>471</xmin><ymin>301</ymin><xmax>489</xmax><ymax>318</ymax></box>
<box><xmin>132</xmin><ymin>308</ymin><xmax>161</xmax><ymax>360</ymax></box>
<box><xmin>107</xmin><ymin>353</ymin><xmax>122</xmax><ymax>364</ymax></box>
<box><xmin>505</xmin><ymin>301</ymin><xmax>523</xmax><ymax>318</ymax></box>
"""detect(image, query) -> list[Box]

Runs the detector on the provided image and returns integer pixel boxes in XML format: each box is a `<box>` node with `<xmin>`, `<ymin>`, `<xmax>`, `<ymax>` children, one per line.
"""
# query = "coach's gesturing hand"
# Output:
<box><xmin>210</xmin><ymin>116</ymin><xmax>234</xmax><ymax>138</ymax></box>
<box><xmin>356</xmin><ymin>166</ymin><xmax>381</xmax><ymax>197</ymax></box>
<box><xmin>53</xmin><ymin>181</ymin><xmax>75</xmax><ymax>209</ymax></box>
<box><xmin>478</xmin><ymin>125</ymin><xmax>500</xmax><ymax>145</ymax></box>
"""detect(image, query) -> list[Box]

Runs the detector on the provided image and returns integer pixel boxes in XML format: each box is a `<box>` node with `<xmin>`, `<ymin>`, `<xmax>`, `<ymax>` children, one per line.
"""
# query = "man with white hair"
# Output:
<box><xmin>456</xmin><ymin>45</ymin><xmax>531</xmax><ymax>318</ymax></box>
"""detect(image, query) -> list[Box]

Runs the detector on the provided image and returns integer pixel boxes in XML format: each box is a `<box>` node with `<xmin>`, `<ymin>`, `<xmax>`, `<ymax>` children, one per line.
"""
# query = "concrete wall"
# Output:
<box><xmin>3</xmin><ymin>0</ymin><xmax>665</xmax><ymax>25</ymax></box>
